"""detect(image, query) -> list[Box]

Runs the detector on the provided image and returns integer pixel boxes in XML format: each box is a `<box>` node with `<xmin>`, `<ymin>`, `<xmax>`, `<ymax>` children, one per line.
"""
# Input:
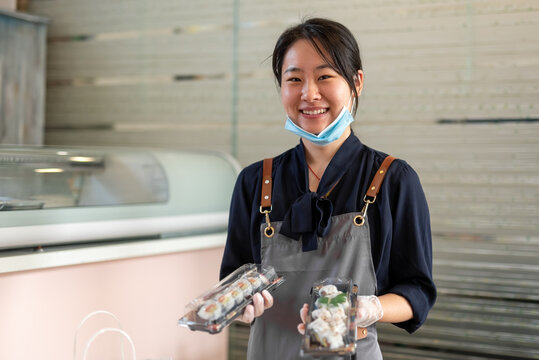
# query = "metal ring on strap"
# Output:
<box><xmin>264</xmin><ymin>225</ymin><xmax>275</xmax><ymax>238</ymax></box>
<box><xmin>353</xmin><ymin>214</ymin><xmax>365</xmax><ymax>227</ymax></box>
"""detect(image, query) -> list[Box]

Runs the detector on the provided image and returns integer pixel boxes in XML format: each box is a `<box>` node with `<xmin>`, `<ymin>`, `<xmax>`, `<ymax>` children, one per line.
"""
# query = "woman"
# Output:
<box><xmin>220</xmin><ymin>18</ymin><xmax>436</xmax><ymax>359</ymax></box>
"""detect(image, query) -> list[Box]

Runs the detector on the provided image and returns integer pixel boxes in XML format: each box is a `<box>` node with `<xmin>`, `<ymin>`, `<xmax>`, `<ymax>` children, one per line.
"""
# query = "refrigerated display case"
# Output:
<box><xmin>0</xmin><ymin>146</ymin><xmax>240</xmax><ymax>251</ymax></box>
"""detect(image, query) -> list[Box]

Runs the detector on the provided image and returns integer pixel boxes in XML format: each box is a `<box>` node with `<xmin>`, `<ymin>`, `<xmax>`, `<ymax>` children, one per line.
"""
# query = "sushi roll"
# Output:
<box><xmin>257</xmin><ymin>271</ymin><xmax>271</xmax><ymax>287</ymax></box>
<box><xmin>214</xmin><ymin>291</ymin><xmax>235</xmax><ymax>313</ymax></box>
<box><xmin>233</xmin><ymin>278</ymin><xmax>253</xmax><ymax>297</ymax></box>
<box><xmin>260</xmin><ymin>267</ymin><xmax>277</xmax><ymax>283</ymax></box>
<box><xmin>307</xmin><ymin>317</ymin><xmax>330</xmax><ymax>333</ymax></box>
<box><xmin>307</xmin><ymin>286</ymin><xmax>351</xmax><ymax>350</ymax></box>
<box><xmin>321</xmin><ymin>332</ymin><xmax>344</xmax><ymax>350</ymax></box>
<box><xmin>227</xmin><ymin>285</ymin><xmax>245</xmax><ymax>304</ymax></box>
<box><xmin>307</xmin><ymin>317</ymin><xmax>331</xmax><ymax>344</ymax></box>
<box><xmin>197</xmin><ymin>300</ymin><xmax>222</xmax><ymax>321</ymax></box>
<box><xmin>328</xmin><ymin>316</ymin><xmax>347</xmax><ymax>336</ymax></box>
<box><xmin>328</xmin><ymin>306</ymin><xmax>347</xmax><ymax>322</ymax></box>
<box><xmin>311</xmin><ymin>308</ymin><xmax>332</xmax><ymax>322</ymax></box>
<box><xmin>245</xmin><ymin>275</ymin><xmax>263</xmax><ymax>292</ymax></box>
<box><xmin>319</xmin><ymin>284</ymin><xmax>339</xmax><ymax>298</ymax></box>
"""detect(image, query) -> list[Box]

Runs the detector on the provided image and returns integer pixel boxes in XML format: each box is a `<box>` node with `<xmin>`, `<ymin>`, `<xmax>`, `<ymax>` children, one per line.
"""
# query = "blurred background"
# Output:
<box><xmin>1</xmin><ymin>0</ymin><xmax>538</xmax><ymax>359</ymax></box>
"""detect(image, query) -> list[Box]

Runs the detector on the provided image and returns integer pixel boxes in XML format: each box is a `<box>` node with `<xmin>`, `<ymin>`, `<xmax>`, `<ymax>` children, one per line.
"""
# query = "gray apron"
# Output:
<box><xmin>247</xmin><ymin>212</ymin><xmax>383</xmax><ymax>360</ymax></box>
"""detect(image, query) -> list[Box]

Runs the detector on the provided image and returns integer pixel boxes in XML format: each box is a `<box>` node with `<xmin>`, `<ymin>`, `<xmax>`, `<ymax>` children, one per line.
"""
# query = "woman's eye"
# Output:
<box><xmin>319</xmin><ymin>75</ymin><xmax>332</xmax><ymax>80</ymax></box>
<box><xmin>286</xmin><ymin>77</ymin><xmax>301</xmax><ymax>82</ymax></box>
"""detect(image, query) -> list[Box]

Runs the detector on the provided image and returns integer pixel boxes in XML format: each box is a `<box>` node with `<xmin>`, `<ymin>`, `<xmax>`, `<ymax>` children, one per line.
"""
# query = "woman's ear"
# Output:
<box><xmin>355</xmin><ymin>70</ymin><xmax>364</xmax><ymax>97</ymax></box>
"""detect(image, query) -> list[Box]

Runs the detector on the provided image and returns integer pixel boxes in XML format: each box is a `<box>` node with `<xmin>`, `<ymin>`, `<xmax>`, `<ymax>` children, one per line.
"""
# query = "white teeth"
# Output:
<box><xmin>303</xmin><ymin>109</ymin><xmax>327</xmax><ymax>115</ymax></box>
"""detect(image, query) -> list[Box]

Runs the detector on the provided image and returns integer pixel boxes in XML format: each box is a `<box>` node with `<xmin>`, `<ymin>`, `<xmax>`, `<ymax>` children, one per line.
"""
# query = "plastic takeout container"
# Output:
<box><xmin>301</xmin><ymin>277</ymin><xmax>359</xmax><ymax>357</ymax></box>
<box><xmin>178</xmin><ymin>263</ymin><xmax>285</xmax><ymax>334</ymax></box>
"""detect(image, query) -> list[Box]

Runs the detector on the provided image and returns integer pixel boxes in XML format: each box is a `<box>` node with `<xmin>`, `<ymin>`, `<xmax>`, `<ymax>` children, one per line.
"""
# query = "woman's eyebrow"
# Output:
<box><xmin>284</xmin><ymin>66</ymin><xmax>302</xmax><ymax>74</ymax></box>
<box><xmin>284</xmin><ymin>64</ymin><xmax>333</xmax><ymax>74</ymax></box>
<box><xmin>315</xmin><ymin>64</ymin><xmax>333</xmax><ymax>71</ymax></box>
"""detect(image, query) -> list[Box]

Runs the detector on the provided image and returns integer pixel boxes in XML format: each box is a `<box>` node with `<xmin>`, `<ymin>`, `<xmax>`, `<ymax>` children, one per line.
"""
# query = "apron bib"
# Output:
<box><xmin>247</xmin><ymin>214</ymin><xmax>382</xmax><ymax>360</ymax></box>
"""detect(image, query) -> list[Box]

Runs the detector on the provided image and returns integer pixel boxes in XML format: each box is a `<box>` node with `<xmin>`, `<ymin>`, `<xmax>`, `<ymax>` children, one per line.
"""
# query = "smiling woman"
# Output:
<box><xmin>280</xmin><ymin>40</ymin><xmax>361</xmax><ymax>137</ymax></box>
<box><xmin>219</xmin><ymin>18</ymin><xmax>436</xmax><ymax>360</ymax></box>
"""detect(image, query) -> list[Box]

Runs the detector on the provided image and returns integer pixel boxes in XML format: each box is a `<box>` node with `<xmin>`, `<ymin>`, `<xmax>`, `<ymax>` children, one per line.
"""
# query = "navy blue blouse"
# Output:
<box><xmin>220</xmin><ymin>132</ymin><xmax>436</xmax><ymax>333</ymax></box>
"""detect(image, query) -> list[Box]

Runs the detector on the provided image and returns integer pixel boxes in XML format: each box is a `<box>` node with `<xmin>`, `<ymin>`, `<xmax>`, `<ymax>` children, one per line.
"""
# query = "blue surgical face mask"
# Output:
<box><xmin>284</xmin><ymin>97</ymin><xmax>356</xmax><ymax>146</ymax></box>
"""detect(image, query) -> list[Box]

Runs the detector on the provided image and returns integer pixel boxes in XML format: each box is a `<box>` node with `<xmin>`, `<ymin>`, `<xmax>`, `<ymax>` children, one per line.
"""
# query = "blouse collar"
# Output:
<box><xmin>298</xmin><ymin>131</ymin><xmax>364</xmax><ymax>196</ymax></box>
<box><xmin>279</xmin><ymin>132</ymin><xmax>364</xmax><ymax>251</ymax></box>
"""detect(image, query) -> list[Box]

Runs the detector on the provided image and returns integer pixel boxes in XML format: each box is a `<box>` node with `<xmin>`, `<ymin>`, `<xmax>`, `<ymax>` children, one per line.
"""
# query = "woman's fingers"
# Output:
<box><xmin>300</xmin><ymin>303</ymin><xmax>309</xmax><ymax>323</ymax></box>
<box><xmin>297</xmin><ymin>322</ymin><xmax>305</xmax><ymax>335</ymax></box>
<box><xmin>238</xmin><ymin>304</ymin><xmax>254</xmax><ymax>323</ymax></box>
<box><xmin>297</xmin><ymin>303</ymin><xmax>309</xmax><ymax>335</ymax></box>
<box><xmin>261</xmin><ymin>290</ymin><xmax>274</xmax><ymax>309</ymax></box>
<box><xmin>252</xmin><ymin>293</ymin><xmax>265</xmax><ymax>317</ymax></box>
<box><xmin>237</xmin><ymin>291</ymin><xmax>274</xmax><ymax>323</ymax></box>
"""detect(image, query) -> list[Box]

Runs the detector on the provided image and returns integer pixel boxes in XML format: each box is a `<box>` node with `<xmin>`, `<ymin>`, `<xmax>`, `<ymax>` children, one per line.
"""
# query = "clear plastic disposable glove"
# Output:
<box><xmin>356</xmin><ymin>295</ymin><xmax>384</xmax><ymax>327</ymax></box>
<box><xmin>237</xmin><ymin>290</ymin><xmax>273</xmax><ymax>324</ymax></box>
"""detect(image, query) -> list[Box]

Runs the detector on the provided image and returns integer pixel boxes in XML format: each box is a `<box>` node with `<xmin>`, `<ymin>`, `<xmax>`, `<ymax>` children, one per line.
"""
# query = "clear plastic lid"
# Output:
<box><xmin>301</xmin><ymin>277</ymin><xmax>359</xmax><ymax>357</ymax></box>
<box><xmin>178</xmin><ymin>263</ymin><xmax>285</xmax><ymax>334</ymax></box>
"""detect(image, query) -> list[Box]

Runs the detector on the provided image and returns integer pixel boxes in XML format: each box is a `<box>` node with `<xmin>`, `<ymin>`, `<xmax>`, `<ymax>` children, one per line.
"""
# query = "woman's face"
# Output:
<box><xmin>280</xmin><ymin>39</ymin><xmax>358</xmax><ymax>135</ymax></box>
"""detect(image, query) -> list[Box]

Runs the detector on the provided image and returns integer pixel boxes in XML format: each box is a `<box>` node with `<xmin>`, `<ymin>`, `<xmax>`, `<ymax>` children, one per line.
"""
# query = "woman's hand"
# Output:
<box><xmin>298</xmin><ymin>296</ymin><xmax>384</xmax><ymax>334</ymax></box>
<box><xmin>236</xmin><ymin>290</ymin><xmax>274</xmax><ymax>323</ymax></box>
<box><xmin>297</xmin><ymin>303</ymin><xmax>309</xmax><ymax>335</ymax></box>
<box><xmin>356</xmin><ymin>295</ymin><xmax>384</xmax><ymax>327</ymax></box>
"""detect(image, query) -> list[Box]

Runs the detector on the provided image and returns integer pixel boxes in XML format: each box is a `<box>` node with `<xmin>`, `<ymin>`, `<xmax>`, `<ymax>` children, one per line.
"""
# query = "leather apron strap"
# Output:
<box><xmin>260</xmin><ymin>156</ymin><xmax>395</xmax><ymax>211</ymax></box>
<box><xmin>366</xmin><ymin>155</ymin><xmax>396</xmax><ymax>199</ymax></box>
<box><xmin>260</xmin><ymin>158</ymin><xmax>273</xmax><ymax>210</ymax></box>
<box><xmin>354</xmin><ymin>155</ymin><xmax>396</xmax><ymax>227</ymax></box>
<box><xmin>260</xmin><ymin>158</ymin><xmax>274</xmax><ymax>238</ymax></box>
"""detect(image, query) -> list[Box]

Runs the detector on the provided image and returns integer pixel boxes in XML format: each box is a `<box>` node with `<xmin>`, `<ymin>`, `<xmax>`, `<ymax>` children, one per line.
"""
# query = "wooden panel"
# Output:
<box><xmin>237</xmin><ymin>126</ymin><xmax>299</xmax><ymax>166</ymax></box>
<box><xmin>46</xmin><ymin>31</ymin><xmax>234</xmax><ymax>79</ymax></box>
<box><xmin>0</xmin><ymin>10</ymin><xmax>48</xmax><ymax>145</ymax></box>
<box><xmin>31</xmin><ymin>0</ymin><xmax>539</xmax><ymax>239</ymax></box>
<box><xmin>28</xmin><ymin>0</ymin><xmax>234</xmax><ymax>36</ymax></box>
<box><xmin>44</xmin><ymin>128</ymin><xmax>232</xmax><ymax>155</ymax></box>
<box><xmin>360</xmin><ymin>122</ymin><xmax>539</xmax><ymax>235</ymax></box>
<box><xmin>377</xmin><ymin>234</ymin><xmax>539</xmax><ymax>359</ymax></box>
<box><xmin>45</xmin><ymin>80</ymin><xmax>233</xmax><ymax>126</ymax></box>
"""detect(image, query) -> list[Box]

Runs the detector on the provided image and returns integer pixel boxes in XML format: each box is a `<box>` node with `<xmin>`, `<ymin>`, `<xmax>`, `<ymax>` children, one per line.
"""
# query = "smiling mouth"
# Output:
<box><xmin>301</xmin><ymin>109</ymin><xmax>328</xmax><ymax>115</ymax></box>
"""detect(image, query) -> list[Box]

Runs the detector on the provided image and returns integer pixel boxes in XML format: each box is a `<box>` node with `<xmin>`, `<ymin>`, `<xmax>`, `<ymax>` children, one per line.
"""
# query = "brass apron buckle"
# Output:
<box><xmin>354</xmin><ymin>195</ymin><xmax>375</xmax><ymax>227</ymax></box>
<box><xmin>260</xmin><ymin>206</ymin><xmax>274</xmax><ymax>238</ymax></box>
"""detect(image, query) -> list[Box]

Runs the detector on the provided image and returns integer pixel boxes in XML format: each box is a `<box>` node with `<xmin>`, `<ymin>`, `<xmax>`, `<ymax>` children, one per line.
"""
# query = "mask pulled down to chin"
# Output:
<box><xmin>284</xmin><ymin>104</ymin><xmax>355</xmax><ymax>146</ymax></box>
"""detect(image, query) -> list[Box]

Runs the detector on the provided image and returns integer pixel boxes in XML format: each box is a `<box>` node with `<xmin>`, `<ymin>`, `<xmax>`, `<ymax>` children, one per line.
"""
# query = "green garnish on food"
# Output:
<box><xmin>330</xmin><ymin>293</ymin><xmax>347</xmax><ymax>306</ymax></box>
<box><xmin>317</xmin><ymin>296</ymin><xmax>330</xmax><ymax>305</ymax></box>
<box><xmin>317</xmin><ymin>293</ymin><xmax>347</xmax><ymax>307</ymax></box>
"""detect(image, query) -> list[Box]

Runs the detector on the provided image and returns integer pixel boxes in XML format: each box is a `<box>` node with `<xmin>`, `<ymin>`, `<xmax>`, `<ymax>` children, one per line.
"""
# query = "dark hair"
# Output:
<box><xmin>272</xmin><ymin>18</ymin><xmax>363</xmax><ymax>115</ymax></box>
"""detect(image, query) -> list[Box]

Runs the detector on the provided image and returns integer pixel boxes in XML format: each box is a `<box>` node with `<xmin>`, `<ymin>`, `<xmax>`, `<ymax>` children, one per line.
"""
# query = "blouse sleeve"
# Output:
<box><xmin>219</xmin><ymin>165</ymin><xmax>260</xmax><ymax>280</ymax></box>
<box><xmin>382</xmin><ymin>162</ymin><xmax>437</xmax><ymax>333</ymax></box>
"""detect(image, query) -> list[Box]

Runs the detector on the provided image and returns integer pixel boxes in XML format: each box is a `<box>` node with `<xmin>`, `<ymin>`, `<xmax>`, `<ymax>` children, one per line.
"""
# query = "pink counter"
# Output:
<box><xmin>0</xmin><ymin>246</ymin><xmax>228</xmax><ymax>360</ymax></box>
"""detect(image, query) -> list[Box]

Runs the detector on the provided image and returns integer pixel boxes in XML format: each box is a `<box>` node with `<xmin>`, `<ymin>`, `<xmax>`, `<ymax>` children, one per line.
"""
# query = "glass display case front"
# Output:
<box><xmin>0</xmin><ymin>148</ymin><xmax>168</xmax><ymax>210</ymax></box>
<box><xmin>0</xmin><ymin>146</ymin><xmax>240</xmax><ymax>250</ymax></box>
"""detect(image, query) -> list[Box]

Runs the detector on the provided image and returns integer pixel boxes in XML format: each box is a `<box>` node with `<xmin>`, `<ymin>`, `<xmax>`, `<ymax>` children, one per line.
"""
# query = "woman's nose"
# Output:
<box><xmin>301</xmin><ymin>80</ymin><xmax>321</xmax><ymax>102</ymax></box>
